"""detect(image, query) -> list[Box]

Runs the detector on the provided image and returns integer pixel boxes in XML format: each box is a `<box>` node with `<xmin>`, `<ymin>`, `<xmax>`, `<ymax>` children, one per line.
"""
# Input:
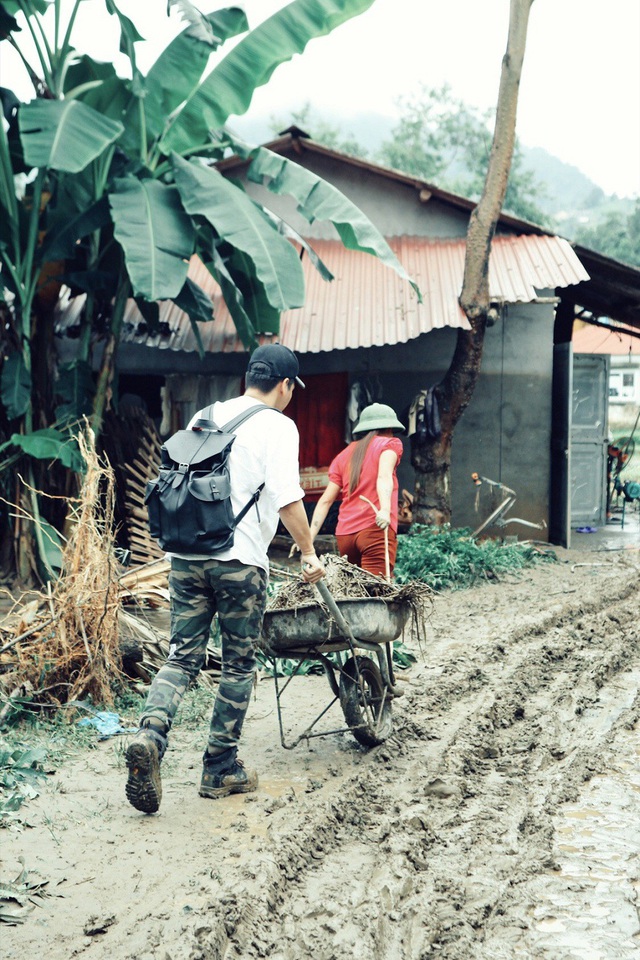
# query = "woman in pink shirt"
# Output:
<box><xmin>307</xmin><ymin>403</ymin><xmax>405</xmax><ymax>578</ymax></box>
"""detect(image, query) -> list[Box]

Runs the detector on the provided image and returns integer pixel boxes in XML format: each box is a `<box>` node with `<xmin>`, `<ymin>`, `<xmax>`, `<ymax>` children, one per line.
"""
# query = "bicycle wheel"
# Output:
<box><xmin>339</xmin><ymin>655</ymin><xmax>393</xmax><ymax>747</ymax></box>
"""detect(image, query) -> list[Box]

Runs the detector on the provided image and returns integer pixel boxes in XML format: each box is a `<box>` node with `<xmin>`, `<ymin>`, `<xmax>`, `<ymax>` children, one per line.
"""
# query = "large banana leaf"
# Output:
<box><xmin>1</xmin><ymin>1</ymin><xmax>48</xmax><ymax>16</ymax></box>
<box><xmin>77</xmin><ymin>75</ymin><xmax>143</xmax><ymax>159</ymax></box>
<box><xmin>80</xmin><ymin>74</ymin><xmax>132</xmax><ymax>124</ymax></box>
<box><xmin>245</xmin><ymin>144</ymin><xmax>422</xmax><ymax>298</ymax></box>
<box><xmin>0</xmin><ymin>6</ymin><xmax>20</xmax><ymax>38</ymax></box>
<box><xmin>54</xmin><ymin>360</ymin><xmax>94</xmax><ymax>425</ymax></box>
<box><xmin>106</xmin><ymin>0</ymin><xmax>144</xmax><ymax>59</ymax></box>
<box><xmin>19</xmin><ymin>99</ymin><xmax>123</xmax><ymax>173</ymax></box>
<box><xmin>161</xmin><ymin>0</ymin><xmax>377</xmax><ymax>154</ymax></box>
<box><xmin>173</xmin><ymin>277</ymin><xmax>214</xmax><ymax>324</ymax></box>
<box><xmin>262</xmin><ymin>207</ymin><xmax>334</xmax><ymax>281</ymax></box>
<box><xmin>1</xmin><ymin>352</ymin><xmax>30</xmax><ymax>419</ymax></box>
<box><xmin>0</xmin><ymin>429</ymin><xmax>84</xmax><ymax>473</ymax></box>
<box><xmin>171</xmin><ymin>277</ymin><xmax>215</xmax><ymax>359</ymax></box>
<box><xmin>173</xmin><ymin>155</ymin><xmax>304</xmax><ymax>311</ymax></box>
<box><xmin>144</xmin><ymin>8</ymin><xmax>248</xmax><ymax>141</ymax></box>
<box><xmin>204</xmin><ymin>241</ymin><xmax>259</xmax><ymax>349</ymax></box>
<box><xmin>221</xmin><ymin>245</ymin><xmax>282</xmax><ymax>336</ymax></box>
<box><xmin>64</xmin><ymin>55</ymin><xmax>118</xmax><ymax>97</ymax></box>
<box><xmin>36</xmin><ymin>517</ymin><xmax>64</xmax><ymax>577</ymax></box>
<box><xmin>134</xmin><ymin>297</ymin><xmax>160</xmax><ymax>330</ymax></box>
<box><xmin>109</xmin><ymin>177</ymin><xmax>195</xmax><ymax>300</ymax></box>
<box><xmin>39</xmin><ymin>196</ymin><xmax>111</xmax><ymax>263</ymax></box>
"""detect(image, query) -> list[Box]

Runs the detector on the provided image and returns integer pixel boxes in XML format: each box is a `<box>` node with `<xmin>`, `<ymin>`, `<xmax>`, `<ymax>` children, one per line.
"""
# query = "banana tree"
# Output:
<box><xmin>0</xmin><ymin>0</ymin><xmax>418</xmax><ymax>579</ymax></box>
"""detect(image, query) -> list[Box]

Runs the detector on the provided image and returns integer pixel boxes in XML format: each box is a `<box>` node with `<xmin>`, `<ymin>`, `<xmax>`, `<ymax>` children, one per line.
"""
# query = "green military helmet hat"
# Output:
<box><xmin>352</xmin><ymin>403</ymin><xmax>405</xmax><ymax>435</ymax></box>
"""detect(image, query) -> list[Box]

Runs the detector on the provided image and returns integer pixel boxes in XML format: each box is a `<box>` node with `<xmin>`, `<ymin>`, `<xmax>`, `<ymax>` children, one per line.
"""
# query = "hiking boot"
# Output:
<box><xmin>125</xmin><ymin>730</ymin><xmax>162</xmax><ymax>814</ymax></box>
<box><xmin>199</xmin><ymin>756</ymin><xmax>258</xmax><ymax>800</ymax></box>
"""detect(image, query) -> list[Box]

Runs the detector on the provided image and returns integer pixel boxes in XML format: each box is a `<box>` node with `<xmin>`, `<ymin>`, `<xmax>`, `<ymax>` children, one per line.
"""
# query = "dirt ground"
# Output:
<box><xmin>3</xmin><ymin>543</ymin><xmax>640</xmax><ymax>959</ymax></box>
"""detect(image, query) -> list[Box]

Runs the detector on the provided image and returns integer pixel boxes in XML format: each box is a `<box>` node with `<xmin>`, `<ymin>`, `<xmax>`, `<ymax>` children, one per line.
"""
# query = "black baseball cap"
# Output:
<box><xmin>247</xmin><ymin>344</ymin><xmax>306</xmax><ymax>388</ymax></box>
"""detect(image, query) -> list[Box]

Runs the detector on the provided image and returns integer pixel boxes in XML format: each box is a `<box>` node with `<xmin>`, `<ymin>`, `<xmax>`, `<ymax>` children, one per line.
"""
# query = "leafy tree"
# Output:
<box><xmin>574</xmin><ymin>199</ymin><xmax>640</xmax><ymax>268</ymax></box>
<box><xmin>378</xmin><ymin>83</ymin><xmax>549</xmax><ymax>225</ymax></box>
<box><xmin>0</xmin><ymin>0</ymin><xmax>414</xmax><ymax>580</ymax></box>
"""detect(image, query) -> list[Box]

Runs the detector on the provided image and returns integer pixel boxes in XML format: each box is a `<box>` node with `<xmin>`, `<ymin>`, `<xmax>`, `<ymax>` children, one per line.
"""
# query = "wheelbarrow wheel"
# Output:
<box><xmin>339</xmin><ymin>655</ymin><xmax>393</xmax><ymax>747</ymax></box>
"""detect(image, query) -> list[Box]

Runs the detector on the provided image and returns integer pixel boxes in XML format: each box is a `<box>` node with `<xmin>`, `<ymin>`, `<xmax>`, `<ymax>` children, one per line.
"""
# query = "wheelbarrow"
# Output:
<box><xmin>260</xmin><ymin>580</ymin><xmax>411</xmax><ymax>749</ymax></box>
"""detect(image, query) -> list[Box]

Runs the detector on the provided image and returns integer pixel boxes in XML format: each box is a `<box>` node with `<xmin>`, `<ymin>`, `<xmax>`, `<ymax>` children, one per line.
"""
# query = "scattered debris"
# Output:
<box><xmin>570</xmin><ymin>562</ymin><xmax>613</xmax><ymax>573</ymax></box>
<box><xmin>83</xmin><ymin>914</ymin><xmax>117</xmax><ymax>936</ymax></box>
<box><xmin>0</xmin><ymin>741</ymin><xmax>47</xmax><ymax>826</ymax></box>
<box><xmin>76</xmin><ymin>710</ymin><xmax>136</xmax><ymax>740</ymax></box>
<box><xmin>0</xmin><ymin>858</ymin><xmax>51</xmax><ymax>925</ymax></box>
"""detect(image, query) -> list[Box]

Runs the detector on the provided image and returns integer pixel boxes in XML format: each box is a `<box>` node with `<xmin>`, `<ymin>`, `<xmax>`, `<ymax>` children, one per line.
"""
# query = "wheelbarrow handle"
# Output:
<box><xmin>315</xmin><ymin>580</ymin><xmax>356</xmax><ymax>642</ymax></box>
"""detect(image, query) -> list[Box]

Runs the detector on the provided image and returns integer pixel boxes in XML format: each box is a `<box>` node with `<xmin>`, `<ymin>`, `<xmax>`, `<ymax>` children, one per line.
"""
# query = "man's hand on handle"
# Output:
<box><xmin>300</xmin><ymin>551</ymin><xmax>325</xmax><ymax>583</ymax></box>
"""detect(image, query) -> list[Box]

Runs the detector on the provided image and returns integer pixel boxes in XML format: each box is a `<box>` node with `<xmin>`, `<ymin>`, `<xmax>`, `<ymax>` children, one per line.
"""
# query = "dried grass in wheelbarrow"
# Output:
<box><xmin>266</xmin><ymin>554</ymin><xmax>434</xmax><ymax>650</ymax></box>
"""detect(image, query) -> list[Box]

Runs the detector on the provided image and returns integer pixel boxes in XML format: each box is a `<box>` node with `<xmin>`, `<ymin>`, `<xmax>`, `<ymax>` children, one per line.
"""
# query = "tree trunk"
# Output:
<box><xmin>412</xmin><ymin>0</ymin><xmax>534</xmax><ymax>526</ymax></box>
<box><xmin>411</xmin><ymin>317</ymin><xmax>488</xmax><ymax>524</ymax></box>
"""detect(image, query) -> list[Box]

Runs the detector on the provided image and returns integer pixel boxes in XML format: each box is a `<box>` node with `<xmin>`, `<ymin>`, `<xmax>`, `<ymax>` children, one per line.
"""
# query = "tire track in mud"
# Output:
<box><xmin>188</xmin><ymin>569</ymin><xmax>640</xmax><ymax>960</ymax></box>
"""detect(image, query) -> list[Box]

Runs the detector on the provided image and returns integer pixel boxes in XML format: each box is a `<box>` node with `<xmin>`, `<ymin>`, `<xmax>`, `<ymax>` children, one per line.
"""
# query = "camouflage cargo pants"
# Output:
<box><xmin>140</xmin><ymin>557</ymin><xmax>267</xmax><ymax>758</ymax></box>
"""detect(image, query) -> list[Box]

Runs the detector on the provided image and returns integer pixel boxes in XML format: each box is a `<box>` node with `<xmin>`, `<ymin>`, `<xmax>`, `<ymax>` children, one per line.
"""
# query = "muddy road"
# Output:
<box><xmin>3</xmin><ymin>549</ymin><xmax>640</xmax><ymax>959</ymax></box>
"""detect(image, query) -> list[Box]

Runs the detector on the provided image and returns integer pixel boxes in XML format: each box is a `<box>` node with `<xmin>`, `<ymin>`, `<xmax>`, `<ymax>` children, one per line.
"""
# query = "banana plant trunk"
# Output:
<box><xmin>92</xmin><ymin>270</ymin><xmax>130</xmax><ymax>435</ymax></box>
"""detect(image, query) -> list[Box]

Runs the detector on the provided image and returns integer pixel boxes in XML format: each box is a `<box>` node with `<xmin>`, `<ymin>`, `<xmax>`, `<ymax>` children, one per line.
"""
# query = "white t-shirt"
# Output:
<box><xmin>171</xmin><ymin>395</ymin><xmax>305</xmax><ymax>572</ymax></box>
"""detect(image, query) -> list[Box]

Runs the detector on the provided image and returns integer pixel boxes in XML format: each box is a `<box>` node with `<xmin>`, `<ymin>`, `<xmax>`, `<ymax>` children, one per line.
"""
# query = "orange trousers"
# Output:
<box><xmin>336</xmin><ymin>525</ymin><xmax>397</xmax><ymax>578</ymax></box>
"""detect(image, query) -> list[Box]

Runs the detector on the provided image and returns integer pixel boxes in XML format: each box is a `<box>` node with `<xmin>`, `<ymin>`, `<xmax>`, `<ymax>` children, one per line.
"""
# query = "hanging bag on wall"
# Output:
<box><xmin>410</xmin><ymin>387</ymin><xmax>442</xmax><ymax>443</ymax></box>
<box><xmin>145</xmin><ymin>405</ymin><xmax>268</xmax><ymax>553</ymax></box>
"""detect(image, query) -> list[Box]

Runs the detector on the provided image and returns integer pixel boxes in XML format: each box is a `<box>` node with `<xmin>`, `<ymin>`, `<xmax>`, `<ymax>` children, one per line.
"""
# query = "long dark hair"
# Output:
<box><xmin>348</xmin><ymin>431</ymin><xmax>377</xmax><ymax>494</ymax></box>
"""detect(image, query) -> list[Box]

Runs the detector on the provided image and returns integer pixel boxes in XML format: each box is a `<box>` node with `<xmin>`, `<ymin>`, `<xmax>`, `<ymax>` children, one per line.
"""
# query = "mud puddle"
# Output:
<box><xmin>516</xmin><ymin>670</ymin><xmax>640</xmax><ymax>959</ymax></box>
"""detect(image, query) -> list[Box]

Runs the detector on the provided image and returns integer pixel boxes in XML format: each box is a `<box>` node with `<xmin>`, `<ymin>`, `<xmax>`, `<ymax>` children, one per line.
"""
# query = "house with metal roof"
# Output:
<box><xmin>56</xmin><ymin>129</ymin><xmax>640</xmax><ymax>545</ymax></box>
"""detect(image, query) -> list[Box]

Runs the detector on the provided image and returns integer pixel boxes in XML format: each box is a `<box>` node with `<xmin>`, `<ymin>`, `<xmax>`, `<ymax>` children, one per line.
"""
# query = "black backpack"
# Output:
<box><xmin>145</xmin><ymin>404</ymin><xmax>269</xmax><ymax>554</ymax></box>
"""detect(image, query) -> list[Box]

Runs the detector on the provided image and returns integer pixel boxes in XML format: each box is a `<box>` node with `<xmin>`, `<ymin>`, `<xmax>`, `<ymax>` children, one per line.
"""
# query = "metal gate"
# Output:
<box><xmin>570</xmin><ymin>354</ymin><xmax>609</xmax><ymax>528</ymax></box>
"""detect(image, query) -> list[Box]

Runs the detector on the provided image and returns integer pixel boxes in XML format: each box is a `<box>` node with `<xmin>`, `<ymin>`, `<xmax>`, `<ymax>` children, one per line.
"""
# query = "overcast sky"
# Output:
<box><xmin>2</xmin><ymin>0</ymin><xmax>639</xmax><ymax>197</ymax></box>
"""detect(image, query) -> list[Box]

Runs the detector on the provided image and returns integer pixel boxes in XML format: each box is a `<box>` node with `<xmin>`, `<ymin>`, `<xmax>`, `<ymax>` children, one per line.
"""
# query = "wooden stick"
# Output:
<box><xmin>359</xmin><ymin>496</ymin><xmax>391</xmax><ymax>581</ymax></box>
<box><xmin>0</xmin><ymin>618</ymin><xmax>55</xmax><ymax>656</ymax></box>
<box><xmin>384</xmin><ymin>527</ymin><xmax>390</xmax><ymax>581</ymax></box>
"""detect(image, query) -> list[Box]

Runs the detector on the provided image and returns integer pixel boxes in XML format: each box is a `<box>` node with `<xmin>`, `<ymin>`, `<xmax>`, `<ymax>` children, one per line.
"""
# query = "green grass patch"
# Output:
<box><xmin>395</xmin><ymin>525</ymin><xmax>556</xmax><ymax>590</ymax></box>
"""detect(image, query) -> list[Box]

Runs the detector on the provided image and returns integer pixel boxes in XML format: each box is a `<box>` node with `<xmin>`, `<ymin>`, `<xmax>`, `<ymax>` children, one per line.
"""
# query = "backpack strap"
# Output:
<box><xmin>197</xmin><ymin>403</ymin><xmax>282</xmax><ymax>530</ymax></box>
<box><xmin>232</xmin><ymin>483</ymin><xmax>265</xmax><ymax>529</ymax></box>
<box><xmin>193</xmin><ymin>403</ymin><xmax>277</xmax><ymax>434</ymax></box>
<box><xmin>223</xmin><ymin>404</ymin><xmax>276</xmax><ymax>433</ymax></box>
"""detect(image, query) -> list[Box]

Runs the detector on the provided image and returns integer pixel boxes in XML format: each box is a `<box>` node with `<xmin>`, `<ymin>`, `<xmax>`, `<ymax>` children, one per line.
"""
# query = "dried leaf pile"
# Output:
<box><xmin>1</xmin><ymin>429</ymin><xmax>123</xmax><ymax>708</ymax></box>
<box><xmin>266</xmin><ymin>555</ymin><xmax>434</xmax><ymax>652</ymax></box>
<box><xmin>267</xmin><ymin>554</ymin><xmax>434</xmax><ymax>612</ymax></box>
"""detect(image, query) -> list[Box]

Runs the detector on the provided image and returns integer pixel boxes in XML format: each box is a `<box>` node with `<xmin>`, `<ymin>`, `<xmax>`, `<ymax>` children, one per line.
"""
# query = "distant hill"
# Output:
<box><xmin>519</xmin><ymin>146</ymin><xmax>605</xmax><ymax>215</ymax></box>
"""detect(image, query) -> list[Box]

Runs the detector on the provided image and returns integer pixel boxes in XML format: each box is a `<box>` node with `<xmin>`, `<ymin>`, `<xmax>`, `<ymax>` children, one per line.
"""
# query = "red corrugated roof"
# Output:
<box><xmin>58</xmin><ymin>235</ymin><xmax>589</xmax><ymax>356</ymax></box>
<box><xmin>573</xmin><ymin>323</ymin><xmax>640</xmax><ymax>355</ymax></box>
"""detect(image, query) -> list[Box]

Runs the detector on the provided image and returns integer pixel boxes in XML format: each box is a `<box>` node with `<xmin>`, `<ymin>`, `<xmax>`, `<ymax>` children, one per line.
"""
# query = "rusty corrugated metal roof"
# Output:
<box><xmin>58</xmin><ymin>235</ymin><xmax>589</xmax><ymax>356</ymax></box>
<box><xmin>573</xmin><ymin>322</ymin><xmax>640</xmax><ymax>355</ymax></box>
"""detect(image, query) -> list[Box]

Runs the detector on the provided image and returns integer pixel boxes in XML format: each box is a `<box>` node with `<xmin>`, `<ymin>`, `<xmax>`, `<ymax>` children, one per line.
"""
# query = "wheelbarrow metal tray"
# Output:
<box><xmin>262</xmin><ymin>597</ymin><xmax>410</xmax><ymax>652</ymax></box>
